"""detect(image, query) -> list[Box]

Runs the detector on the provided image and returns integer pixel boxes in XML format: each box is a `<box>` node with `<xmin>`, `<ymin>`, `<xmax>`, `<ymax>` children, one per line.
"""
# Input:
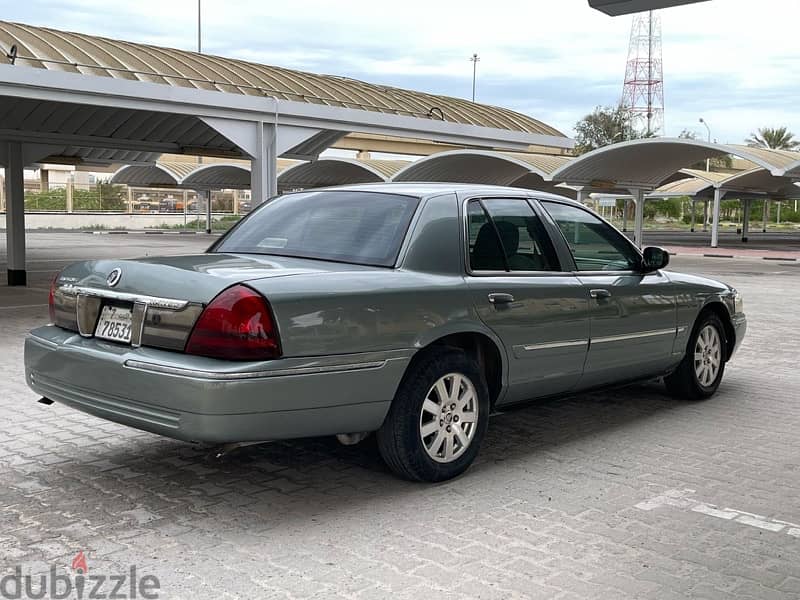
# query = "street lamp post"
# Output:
<box><xmin>197</xmin><ymin>0</ymin><xmax>202</xmax><ymax>54</ymax></box>
<box><xmin>698</xmin><ymin>118</ymin><xmax>712</xmax><ymax>232</ymax></box>
<box><xmin>698</xmin><ymin>117</ymin><xmax>711</xmax><ymax>172</ymax></box>
<box><xmin>470</xmin><ymin>53</ymin><xmax>480</xmax><ymax>102</ymax></box>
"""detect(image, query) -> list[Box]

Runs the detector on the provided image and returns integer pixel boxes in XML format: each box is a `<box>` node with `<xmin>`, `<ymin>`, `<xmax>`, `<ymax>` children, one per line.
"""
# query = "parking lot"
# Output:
<box><xmin>1</xmin><ymin>233</ymin><xmax>799</xmax><ymax>599</ymax></box>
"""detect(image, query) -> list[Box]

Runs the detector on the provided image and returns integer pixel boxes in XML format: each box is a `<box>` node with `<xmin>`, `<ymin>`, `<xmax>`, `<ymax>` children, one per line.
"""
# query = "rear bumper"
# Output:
<box><xmin>25</xmin><ymin>326</ymin><xmax>412</xmax><ymax>443</ymax></box>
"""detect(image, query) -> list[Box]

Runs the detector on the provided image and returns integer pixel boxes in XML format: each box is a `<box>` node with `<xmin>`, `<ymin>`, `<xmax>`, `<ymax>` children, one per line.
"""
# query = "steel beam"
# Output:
<box><xmin>4</xmin><ymin>141</ymin><xmax>26</xmax><ymax>285</ymax></box>
<box><xmin>251</xmin><ymin>122</ymin><xmax>277</xmax><ymax>206</ymax></box>
<box><xmin>0</xmin><ymin>65</ymin><xmax>571</xmax><ymax>153</ymax></box>
<box><xmin>629</xmin><ymin>188</ymin><xmax>645</xmax><ymax>248</ymax></box>
<box><xmin>711</xmin><ymin>187</ymin><xmax>723</xmax><ymax>248</ymax></box>
<box><xmin>741</xmin><ymin>199</ymin><xmax>750</xmax><ymax>242</ymax></box>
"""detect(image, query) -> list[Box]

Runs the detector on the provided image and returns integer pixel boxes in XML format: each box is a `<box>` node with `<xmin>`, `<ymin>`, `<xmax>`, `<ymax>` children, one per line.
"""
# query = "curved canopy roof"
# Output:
<box><xmin>111</xmin><ymin>160</ymin><xmax>289</xmax><ymax>189</ymax></box>
<box><xmin>550</xmin><ymin>138</ymin><xmax>800</xmax><ymax>192</ymax></box>
<box><xmin>181</xmin><ymin>163</ymin><xmax>252</xmax><ymax>190</ymax></box>
<box><xmin>110</xmin><ymin>162</ymin><xmax>198</xmax><ymax>187</ymax></box>
<box><xmin>718</xmin><ymin>168</ymin><xmax>800</xmax><ymax>198</ymax></box>
<box><xmin>278</xmin><ymin>158</ymin><xmax>409</xmax><ymax>190</ymax></box>
<box><xmin>392</xmin><ymin>149</ymin><xmax>572</xmax><ymax>183</ymax></box>
<box><xmin>391</xmin><ymin>149</ymin><xmax>575</xmax><ymax>197</ymax></box>
<box><xmin>648</xmin><ymin>177</ymin><xmax>715</xmax><ymax>199</ymax></box>
<box><xmin>649</xmin><ymin>167</ymin><xmax>800</xmax><ymax>200</ymax></box>
<box><xmin>0</xmin><ymin>21</ymin><xmax>563</xmax><ymax>138</ymax></box>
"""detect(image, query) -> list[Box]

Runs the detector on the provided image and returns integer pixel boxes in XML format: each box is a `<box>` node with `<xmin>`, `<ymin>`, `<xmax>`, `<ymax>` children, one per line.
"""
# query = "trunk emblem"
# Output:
<box><xmin>106</xmin><ymin>268</ymin><xmax>123</xmax><ymax>287</ymax></box>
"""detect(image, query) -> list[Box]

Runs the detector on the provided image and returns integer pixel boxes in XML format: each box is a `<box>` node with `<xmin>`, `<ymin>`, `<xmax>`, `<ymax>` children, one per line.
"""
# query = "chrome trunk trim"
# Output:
<box><xmin>62</xmin><ymin>285</ymin><xmax>189</xmax><ymax>310</ymax></box>
<box><xmin>123</xmin><ymin>359</ymin><xmax>387</xmax><ymax>380</ymax></box>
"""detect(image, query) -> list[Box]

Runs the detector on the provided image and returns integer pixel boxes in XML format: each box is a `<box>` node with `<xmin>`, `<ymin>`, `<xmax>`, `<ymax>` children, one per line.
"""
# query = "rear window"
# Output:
<box><xmin>212</xmin><ymin>190</ymin><xmax>420</xmax><ymax>267</ymax></box>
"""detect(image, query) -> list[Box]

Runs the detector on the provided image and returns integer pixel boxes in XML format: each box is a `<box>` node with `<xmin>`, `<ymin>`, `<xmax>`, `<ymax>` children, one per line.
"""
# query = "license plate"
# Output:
<box><xmin>94</xmin><ymin>305</ymin><xmax>133</xmax><ymax>344</ymax></box>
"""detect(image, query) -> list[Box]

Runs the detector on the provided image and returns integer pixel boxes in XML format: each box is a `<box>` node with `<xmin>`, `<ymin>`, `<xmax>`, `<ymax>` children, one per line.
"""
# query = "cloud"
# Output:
<box><xmin>3</xmin><ymin>0</ymin><xmax>799</xmax><ymax>144</ymax></box>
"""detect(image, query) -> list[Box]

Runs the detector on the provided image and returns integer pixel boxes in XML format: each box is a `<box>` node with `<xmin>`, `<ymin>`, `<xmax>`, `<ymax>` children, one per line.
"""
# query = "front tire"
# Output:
<box><xmin>377</xmin><ymin>348</ymin><xmax>489</xmax><ymax>482</ymax></box>
<box><xmin>665</xmin><ymin>311</ymin><xmax>727</xmax><ymax>400</ymax></box>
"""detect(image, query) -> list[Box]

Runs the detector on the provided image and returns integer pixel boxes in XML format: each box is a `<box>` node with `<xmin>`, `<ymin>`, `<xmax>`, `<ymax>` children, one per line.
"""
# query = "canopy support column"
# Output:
<box><xmin>762</xmin><ymin>200</ymin><xmax>768</xmax><ymax>232</ymax></box>
<box><xmin>690</xmin><ymin>199</ymin><xmax>696</xmax><ymax>233</ymax></box>
<box><xmin>203</xmin><ymin>190</ymin><xmax>212</xmax><ymax>234</ymax></box>
<box><xmin>622</xmin><ymin>200</ymin><xmax>628</xmax><ymax>232</ymax></box>
<box><xmin>251</xmin><ymin>122</ymin><xmax>277</xmax><ymax>207</ymax></box>
<box><xmin>5</xmin><ymin>141</ymin><xmax>26</xmax><ymax>286</ymax></box>
<box><xmin>741</xmin><ymin>199</ymin><xmax>750</xmax><ymax>243</ymax></box>
<box><xmin>710</xmin><ymin>187</ymin><xmax>723</xmax><ymax>248</ymax></box>
<box><xmin>629</xmin><ymin>188</ymin><xmax>645</xmax><ymax>248</ymax></box>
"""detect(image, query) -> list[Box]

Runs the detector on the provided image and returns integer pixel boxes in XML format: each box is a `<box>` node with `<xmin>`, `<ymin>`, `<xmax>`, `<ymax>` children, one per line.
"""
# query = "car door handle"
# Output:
<box><xmin>488</xmin><ymin>293</ymin><xmax>515</xmax><ymax>305</ymax></box>
<box><xmin>589</xmin><ymin>289</ymin><xmax>612</xmax><ymax>299</ymax></box>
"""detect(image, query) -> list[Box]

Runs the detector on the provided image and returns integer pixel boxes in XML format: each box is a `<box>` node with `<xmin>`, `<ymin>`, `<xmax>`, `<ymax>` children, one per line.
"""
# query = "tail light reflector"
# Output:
<box><xmin>185</xmin><ymin>285</ymin><xmax>281</xmax><ymax>361</ymax></box>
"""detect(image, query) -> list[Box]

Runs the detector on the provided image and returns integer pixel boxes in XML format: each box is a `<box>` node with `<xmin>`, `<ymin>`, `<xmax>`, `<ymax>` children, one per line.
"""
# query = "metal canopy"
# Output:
<box><xmin>648</xmin><ymin>176</ymin><xmax>715</xmax><ymax>199</ymax></box>
<box><xmin>550</xmin><ymin>138</ymin><xmax>800</xmax><ymax>192</ymax></box>
<box><xmin>278</xmin><ymin>158</ymin><xmax>409</xmax><ymax>191</ymax></box>
<box><xmin>181</xmin><ymin>164</ymin><xmax>253</xmax><ymax>190</ymax></box>
<box><xmin>549</xmin><ymin>139</ymin><xmax>800</xmax><ymax>249</ymax></box>
<box><xmin>0</xmin><ymin>20</ymin><xmax>575</xmax><ymax>286</ymax></box>
<box><xmin>112</xmin><ymin>161</ymin><xmax>303</xmax><ymax>190</ymax></box>
<box><xmin>0</xmin><ymin>20</ymin><xmax>570</xmax><ymax>148</ymax></box>
<box><xmin>390</xmin><ymin>149</ymin><xmax>575</xmax><ymax>197</ymax></box>
<box><xmin>717</xmin><ymin>168</ymin><xmax>800</xmax><ymax>199</ymax></box>
<box><xmin>589</xmin><ymin>0</ymin><xmax>709</xmax><ymax>15</ymax></box>
<box><xmin>110</xmin><ymin>162</ymin><xmax>201</xmax><ymax>187</ymax></box>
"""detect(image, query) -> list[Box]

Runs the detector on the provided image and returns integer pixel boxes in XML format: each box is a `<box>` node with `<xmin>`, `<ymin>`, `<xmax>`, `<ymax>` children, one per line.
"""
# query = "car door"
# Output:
<box><xmin>538</xmin><ymin>199</ymin><xmax>677</xmax><ymax>388</ymax></box>
<box><xmin>463</xmin><ymin>196</ymin><xmax>591</xmax><ymax>405</ymax></box>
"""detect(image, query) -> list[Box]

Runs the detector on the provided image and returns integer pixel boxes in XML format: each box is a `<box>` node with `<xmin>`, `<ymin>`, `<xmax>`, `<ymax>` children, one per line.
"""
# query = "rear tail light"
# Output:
<box><xmin>185</xmin><ymin>284</ymin><xmax>281</xmax><ymax>361</ymax></box>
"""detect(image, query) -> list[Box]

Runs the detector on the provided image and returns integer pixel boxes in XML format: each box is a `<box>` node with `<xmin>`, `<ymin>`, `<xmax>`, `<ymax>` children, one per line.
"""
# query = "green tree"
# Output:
<box><xmin>573</xmin><ymin>106</ymin><xmax>648</xmax><ymax>155</ymax></box>
<box><xmin>745</xmin><ymin>126</ymin><xmax>799</xmax><ymax>150</ymax></box>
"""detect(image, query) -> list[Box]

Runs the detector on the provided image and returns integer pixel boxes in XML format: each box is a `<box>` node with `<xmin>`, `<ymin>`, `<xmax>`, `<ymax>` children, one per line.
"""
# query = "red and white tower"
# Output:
<box><xmin>620</xmin><ymin>10</ymin><xmax>664</xmax><ymax>136</ymax></box>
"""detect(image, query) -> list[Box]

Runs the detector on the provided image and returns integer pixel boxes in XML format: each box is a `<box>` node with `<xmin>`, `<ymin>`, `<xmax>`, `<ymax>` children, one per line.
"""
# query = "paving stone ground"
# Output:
<box><xmin>1</xmin><ymin>233</ymin><xmax>798</xmax><ymax>599</ymax></box>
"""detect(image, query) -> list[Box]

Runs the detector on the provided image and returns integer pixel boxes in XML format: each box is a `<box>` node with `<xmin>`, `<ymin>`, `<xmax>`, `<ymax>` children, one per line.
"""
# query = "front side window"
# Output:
<box><xmin>213</xmin><ymin>191</ymin><xmax>419</xmax><ymax>267</ymax></box>
<box><xmin>541</xmin><ymin>201</ymin><xmax>640</xmax><ymax>271</ymax></box>
<box><xmin>468</xmin><ymin>199</ymin><xmax>560</xmax><ymax>272</ymax></box>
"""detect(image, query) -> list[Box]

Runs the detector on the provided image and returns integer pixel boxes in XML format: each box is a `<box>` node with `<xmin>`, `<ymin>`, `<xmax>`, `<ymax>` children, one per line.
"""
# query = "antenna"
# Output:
<box><xmin>620</xmin><ymin>10</ymin><xmax>664</xmax><ymax>136</ymax></box>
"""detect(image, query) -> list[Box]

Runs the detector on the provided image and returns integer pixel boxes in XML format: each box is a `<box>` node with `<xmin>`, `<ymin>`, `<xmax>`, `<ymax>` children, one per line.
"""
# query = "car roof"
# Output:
<box><xmin>288</xmin><ymin>182</ymin><xmax>582</xmax><ymax>205</ymax></box>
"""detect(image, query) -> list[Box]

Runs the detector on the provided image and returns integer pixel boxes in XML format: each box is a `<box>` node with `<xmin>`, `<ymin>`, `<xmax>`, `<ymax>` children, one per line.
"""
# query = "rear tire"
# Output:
<box><xmin>665</xmin><ymin>311</ymin><xmax>727</xmax><ymax>400</ymax></box>
<box><xmin>377</xmin><ymin>348</ymin><xmax>489</xmax><ymax>482</ymax></box>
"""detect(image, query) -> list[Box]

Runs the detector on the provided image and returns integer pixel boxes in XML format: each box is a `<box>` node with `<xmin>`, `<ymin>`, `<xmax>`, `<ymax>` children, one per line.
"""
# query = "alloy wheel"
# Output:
<box><xmin>419</xmin><ymin>372</ymin><xmax>479</xmax><ymax>463</ymax></box>
<box><xmin>694</xmin><ymin>324</ymin><xmax>722</xmax><ymax>387</ymax></box>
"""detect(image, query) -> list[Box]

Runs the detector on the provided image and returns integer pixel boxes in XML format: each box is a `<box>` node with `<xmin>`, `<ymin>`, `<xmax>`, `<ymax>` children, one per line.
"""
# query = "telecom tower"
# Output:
<box><xmin>620</xmin><ymin>10</ymin><xmax>664</xmax><ymax>136</ymax></box>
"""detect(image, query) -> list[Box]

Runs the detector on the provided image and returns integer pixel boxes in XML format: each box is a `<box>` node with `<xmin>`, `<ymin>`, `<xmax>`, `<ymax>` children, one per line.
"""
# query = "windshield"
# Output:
<box><xmin>212</xmin><ymin>190</ymin><xmax>420</xmax><ymax>267</ymax></box>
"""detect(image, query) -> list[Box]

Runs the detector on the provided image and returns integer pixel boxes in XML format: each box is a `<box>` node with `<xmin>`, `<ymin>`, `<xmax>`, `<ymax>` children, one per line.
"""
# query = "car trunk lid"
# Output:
<box><xmin>51</xmin><ymin>253</ymin><xmax>351</xmax><ymax>352</ymax></box>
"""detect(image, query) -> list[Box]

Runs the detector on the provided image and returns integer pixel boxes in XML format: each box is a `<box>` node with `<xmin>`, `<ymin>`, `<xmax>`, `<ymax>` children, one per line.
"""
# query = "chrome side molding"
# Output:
<box><xmin>591</xmin><ymin>328</ymin><xmax>677</xmax><ymax>344</ymax></box>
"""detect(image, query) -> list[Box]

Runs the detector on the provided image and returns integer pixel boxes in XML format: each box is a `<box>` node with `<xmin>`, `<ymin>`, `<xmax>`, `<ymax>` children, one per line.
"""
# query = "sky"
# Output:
<box><xmin>3</xmin><ymin>0</ymin><xmax>799</xmax><ymax>145</ymax></box>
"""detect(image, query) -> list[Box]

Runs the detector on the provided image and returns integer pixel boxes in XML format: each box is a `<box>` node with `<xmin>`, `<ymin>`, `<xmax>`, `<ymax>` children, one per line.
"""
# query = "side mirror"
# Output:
<box><xmin>641</xmin><ymin>246</ymin><xmax>669</xmax><ymax>272</ymax></box>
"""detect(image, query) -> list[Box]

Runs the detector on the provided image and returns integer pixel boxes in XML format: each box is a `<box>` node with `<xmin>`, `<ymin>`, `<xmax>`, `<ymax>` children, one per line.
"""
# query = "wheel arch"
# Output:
<box><xmin>405</xmin><ymin>328</ymin><xmax>508</xmax><ymax>409</ymax></box>
<box><xmin>699</xmin><ymin>300</ymin><xmax>736</xmax><ymax>361</ymax></box>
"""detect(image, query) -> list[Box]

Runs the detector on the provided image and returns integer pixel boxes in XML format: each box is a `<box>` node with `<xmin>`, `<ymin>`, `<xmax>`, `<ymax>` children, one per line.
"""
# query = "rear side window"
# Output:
<box><xmin>541</xmin><ymin>201</ymin><xmax>640</xmax><ymax>271</ymax></box>
<box><xmin>214</xmin><ymin>191</ymin><xmax>419</xmax><ymax>267</ymax></box>
<box><xmin>468</xmin><ymin>199</ymin><xmax>560</xmax><ymax>272</ymax></box>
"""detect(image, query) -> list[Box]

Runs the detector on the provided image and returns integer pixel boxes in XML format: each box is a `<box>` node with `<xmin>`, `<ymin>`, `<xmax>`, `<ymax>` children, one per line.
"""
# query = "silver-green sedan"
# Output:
<box><xmin>25</xmin><ymin>184</ymin><xmax>746</xmax><ymax>481</ymax></box>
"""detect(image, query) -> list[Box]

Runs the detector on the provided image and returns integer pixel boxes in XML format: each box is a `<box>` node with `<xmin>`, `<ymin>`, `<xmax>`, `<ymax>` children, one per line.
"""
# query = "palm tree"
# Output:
<box><xmin>745</xmin><ymin>127</ymin><xmax>799</xmax><ymax>150</ymax></box>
